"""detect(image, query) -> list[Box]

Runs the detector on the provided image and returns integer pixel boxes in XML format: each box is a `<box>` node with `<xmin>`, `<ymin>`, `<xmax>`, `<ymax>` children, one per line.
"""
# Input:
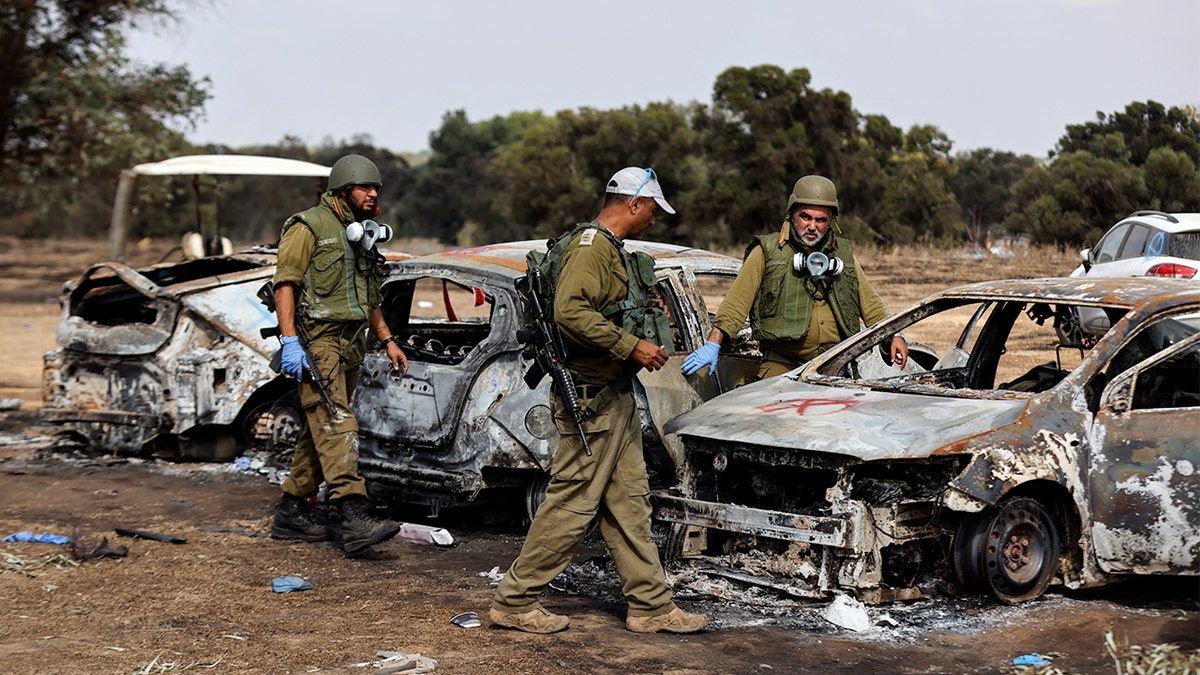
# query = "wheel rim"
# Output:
<box><xmin>982</xmin><ymin>498</ymin><xmax>1059</xmax><ymax>603</ymax></box>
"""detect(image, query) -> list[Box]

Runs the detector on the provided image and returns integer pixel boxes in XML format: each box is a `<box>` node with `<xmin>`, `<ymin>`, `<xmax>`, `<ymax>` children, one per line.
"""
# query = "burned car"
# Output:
<box><xmin>40</xmin><ymin>155</ymin><xmax>397</xmax><ymax>460</ymax></box>
<box><xmin>42</xmin><ymin>250</ymin><xmax>294</xmax><ymax>459</ymax></box>
<box><xmin>655</xmin><ymin>277</ymin><xmax>1199</xmax><ymax>604</ymax></box>
<box><xmin>352</xmin><ymin>241</ymin><xmax>756</xmax><ymax>518</ymax></box>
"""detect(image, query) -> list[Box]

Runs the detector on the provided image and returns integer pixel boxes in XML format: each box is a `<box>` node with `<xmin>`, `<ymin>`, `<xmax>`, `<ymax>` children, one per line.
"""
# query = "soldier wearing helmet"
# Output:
<box><xmin>268</xmin><ymin>154</ymin><xmax>408</xmax><ymax>556</ymax></box>
<box><xmin>682</xmin><ymin>175</ymin><xmax>907</xmax><ymax>381</ymax></box>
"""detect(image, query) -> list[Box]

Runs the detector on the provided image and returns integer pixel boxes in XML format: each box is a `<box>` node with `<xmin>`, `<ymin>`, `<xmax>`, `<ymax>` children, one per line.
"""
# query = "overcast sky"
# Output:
<box><xmin>124</xmin><ymin>0</ymin><xmax>1200</xmax><ymax>159</ymax></box>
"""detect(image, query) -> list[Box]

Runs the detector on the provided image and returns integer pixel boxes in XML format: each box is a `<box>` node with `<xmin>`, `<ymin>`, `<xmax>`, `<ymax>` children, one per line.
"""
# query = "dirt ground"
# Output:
<box><xmin>0</xmin><ymin>237</ymin><xmax>1197</xmax><ymax>675</ymax></box>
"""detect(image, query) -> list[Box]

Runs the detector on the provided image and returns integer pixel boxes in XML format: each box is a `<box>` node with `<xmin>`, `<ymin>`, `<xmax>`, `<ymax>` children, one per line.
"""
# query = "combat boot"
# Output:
<box><xmin>626</xmin><ymin>607</ymin><xmax>708</xmax><ymax>633</ymax></box>
<box><xmin>270</xmin><ymin>494</ymin><xmax>333</xmax><ymax>542</ymax></box>
<box><xmin>337</xmin><ymin>496</ymin><xmax>400</xmax><ymax>555</ymax></box>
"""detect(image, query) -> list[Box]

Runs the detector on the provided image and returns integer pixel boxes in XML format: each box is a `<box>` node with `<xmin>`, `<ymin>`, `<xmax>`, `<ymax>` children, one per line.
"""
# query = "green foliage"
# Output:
<box><xmin>950</xmin><ymin>149</ymin><xmax>1037</xmax><ymax>244</ymax></box>
<box><xmin>0</xmin><ymin>0</ymin><xmax>210</xmax><ymax>238</ymax></box>
<box><xmin>1005</xmin><ymin>101</ymin><xmax>1200</xmax><ymax>246</ymax></box>
<box><xmin>1005</xmin><ymin>151</ymin><xmax>1146</xmax><ymax>245</ymax></box>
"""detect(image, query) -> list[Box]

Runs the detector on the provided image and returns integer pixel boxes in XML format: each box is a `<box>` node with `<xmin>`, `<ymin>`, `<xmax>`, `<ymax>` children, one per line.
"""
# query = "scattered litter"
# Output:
<box><xmin>4</xmin><ymin>531</ymin><xmax>71</xmax><ymax>545</ymax></box>
<box><xmin>875</xmin><ymin>613</ymin><xmax>899</xmax><ymax>628</ymax></box>
<box><xmin>450</xmin><ymin>611</ymin><xmax>481</xmax><ymax>628</ymax></box>
<box><xmin>396</xmin><ymin>523</ymin><xmax>454</xmax><ymax>546</ymax></box>
<box><xmin>349</xmin><ymin>651</ymin><xmax>437</xmax><ymax>673</ymax></box>
<box><xmin>0</xmin><ymin>398</ymin><xmax>22</xmax><ymax>411</ymax></box>
<box><xmin>1013</xmin><ymin>653</ymin><xmax>1053</xmax><ymax>666</ymax></box>
<box><xmin>87</xmin><ymin>537</ymin><xmax>128</xmax><ymax>559</ymax></box>
<box><xmin>272</xmin><ymin>576</ymin><xmax>313</xmax><ymax>593</ymax></box>
<box><xmin>479</xmin><ymin>566</ymin><xmax>504</xmax><ymax>585</ymax></box>
<box><xmin>234</xmin><ymin>456</ymin><xmax>251</xmax><ymax>471</ymax></box>
<box><xmin>823</xmin><ymin>593</ymin><xmax>871</xmax><ymax>632</ymax></box>
<box><xmin>114</xmin><ymin>527</ymin><xmax>186</xmax><ymax>544</ymax></box>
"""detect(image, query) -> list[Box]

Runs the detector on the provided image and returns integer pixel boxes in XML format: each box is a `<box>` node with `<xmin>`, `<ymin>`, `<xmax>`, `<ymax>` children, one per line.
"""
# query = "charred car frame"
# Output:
<box><xmin>656</xmin><ymin>277</ymin><xmax>1199</xmax><ymax>604</ymax></box>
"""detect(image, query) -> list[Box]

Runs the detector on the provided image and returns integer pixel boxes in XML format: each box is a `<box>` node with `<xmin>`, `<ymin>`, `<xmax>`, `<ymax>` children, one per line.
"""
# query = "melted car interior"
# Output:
<box><xmin>380</xmin><ymin>276</ymin><xmax>494</xmax><ymax>365</ymax></box>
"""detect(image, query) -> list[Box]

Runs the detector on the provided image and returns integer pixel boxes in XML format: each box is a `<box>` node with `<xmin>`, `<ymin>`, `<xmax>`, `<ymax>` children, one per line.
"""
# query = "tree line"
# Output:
<box><xmin>2</xmin><ymin>2</ymin><xmax>1198</xmax><ymax>252</ymax></box>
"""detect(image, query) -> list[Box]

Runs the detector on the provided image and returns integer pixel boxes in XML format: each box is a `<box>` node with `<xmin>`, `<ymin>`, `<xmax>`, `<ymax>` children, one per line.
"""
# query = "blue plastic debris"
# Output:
<box><xmin>272</xmin><ymin>576</ymin><xmax>313</xmax><ymax>593</ymax></box>
<box><xmin>234</xmin><ymin>456</ymin><xmax>251</xmax><ymax>471</ymax></box>
<box><xmin>1013</xmin><ymin>654</ymin><xmax>1053</xmax><ymax>666</ymax></box>
<box><xmin>3</xmin><ymin>531</ymin><xmax>71</xmax><ymax>545</ymax></box>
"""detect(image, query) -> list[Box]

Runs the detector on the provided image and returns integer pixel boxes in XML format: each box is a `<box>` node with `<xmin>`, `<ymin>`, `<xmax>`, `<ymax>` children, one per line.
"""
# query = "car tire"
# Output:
<box><xmin>525</xmin><ymin>472</ymin><xmax>551</xmax><ymax>523</ymax></box>
<box><xmin>953</xmin><ymin>496</ymin><xmax>1061</xmax><ymax>604</ymax></box>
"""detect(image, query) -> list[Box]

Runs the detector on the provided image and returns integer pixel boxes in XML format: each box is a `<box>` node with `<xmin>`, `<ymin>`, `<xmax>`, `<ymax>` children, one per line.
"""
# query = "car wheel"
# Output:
<box><xmin>953</xmin><ymin>497</ymin><xmax>1060</xmax><ymax>603</ymax></box>
<box><xmin>1055</xmin><ymin>305</ymin><xmax>1095</xmax><ymax>348</ymax></box>
<box><xmin>525</xmin><ymin>472</ymin><xmax>551</xmax><ymax>523</ymax></box>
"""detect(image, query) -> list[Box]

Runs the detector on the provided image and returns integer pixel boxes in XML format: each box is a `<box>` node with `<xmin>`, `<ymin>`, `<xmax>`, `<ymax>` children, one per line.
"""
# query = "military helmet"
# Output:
<box><xmin>785</xmin><ymin>175</ymin><xmax>839</xmax><ymax>216</ymax></box>
<box><xmin>327</xmin><ymin>154</ymin><xmax>382</xmax><ymax>193</ymax></box>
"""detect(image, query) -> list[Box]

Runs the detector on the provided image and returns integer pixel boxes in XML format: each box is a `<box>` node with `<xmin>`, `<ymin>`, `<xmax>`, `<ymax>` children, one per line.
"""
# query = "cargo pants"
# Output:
<box><xmin>492</xmin><ymin>391</ymin><xmax>676</xmax><ymax>618</ymax></box>
<box><xmin>280</xmin><ymin>322</ymin><xmax>369</xmax><ymax>502</ymax></box>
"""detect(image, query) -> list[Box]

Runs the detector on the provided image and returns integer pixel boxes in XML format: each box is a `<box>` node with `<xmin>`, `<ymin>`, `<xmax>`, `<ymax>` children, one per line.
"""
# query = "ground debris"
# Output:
<box><xmin>130</xmin><ymin>653</ymin><xmax>221</xmax><ymax>674</ymax></box>
<box><xmin>1105</xmin><ymin>630</ymin><xmax>1200</xmax><ymax>675</ymax></box>
<box><xmin>1</xmin><ymin>550</ymin><xmax>80</xmax><ymax>576</ymax></box>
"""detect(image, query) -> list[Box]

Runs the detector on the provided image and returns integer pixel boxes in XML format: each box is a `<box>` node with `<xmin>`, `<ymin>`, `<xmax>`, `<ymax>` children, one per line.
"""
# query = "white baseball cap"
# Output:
<box><xmin>606</xmin><ymin>167</ymin><xmax>676</xmax><ymax>214</ymax></box>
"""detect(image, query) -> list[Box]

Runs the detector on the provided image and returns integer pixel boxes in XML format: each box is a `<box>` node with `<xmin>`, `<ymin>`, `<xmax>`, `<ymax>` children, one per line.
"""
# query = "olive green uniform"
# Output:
<box><xmin>492</xmin><ymin>224</ymin><xmax>677</xmax><ymax>618</ymax></box>
<box><xmin>274</xmin><ymin>193</ymin><xmax>381</xmax><ymax>502</ymax></box>
<box><xmin>714</xmin><ymin>233</ymin><xmax>888</xmax><ymax>380</ymax></box>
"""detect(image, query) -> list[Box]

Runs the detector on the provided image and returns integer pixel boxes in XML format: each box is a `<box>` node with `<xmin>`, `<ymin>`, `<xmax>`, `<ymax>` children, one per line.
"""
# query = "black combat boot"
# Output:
<box><xmin>337</xmin><ymin>496</ymin><xmax>400</xmax><ymax>555</ymax></box>
<box><xmin>270</xmin><ymin>494</ymin><xmax>333</xmax><ymax>542</ymax></box>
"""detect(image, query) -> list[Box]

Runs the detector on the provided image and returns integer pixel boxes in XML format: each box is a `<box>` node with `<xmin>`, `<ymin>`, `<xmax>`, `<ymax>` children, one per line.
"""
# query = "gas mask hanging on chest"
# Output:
<box><xmin>345</xmin><ymin>219</ymin><xmax>393</xmax><ymax>252</ymax></box>
<box><xmin>793</xmin><ymin>250</ymin><xmax>844</xmax><ymax>280</ymax></box>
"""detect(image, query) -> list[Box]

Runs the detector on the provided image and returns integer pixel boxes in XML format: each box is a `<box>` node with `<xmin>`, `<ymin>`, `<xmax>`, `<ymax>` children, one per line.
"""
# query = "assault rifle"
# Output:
<box><xmin>516</xmin><ymin>268</ymin><xmax>593</xmax><ymax>456</ymax></box>
<box><xmin>256</xmin><ymin>281</ymin><xmax>338</xmax><ymax>416</ymax></box>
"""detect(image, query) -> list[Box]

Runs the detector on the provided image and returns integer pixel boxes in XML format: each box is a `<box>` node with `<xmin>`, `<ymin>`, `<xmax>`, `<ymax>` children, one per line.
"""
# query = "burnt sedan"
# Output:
<box><xmin>352</xmin><ymin>241</ymin><xmax>757</xmax><ymax>518</ymax></box>
<box><xmin>656</xmin><ymin>277</ymin><xmax>1199</xmax><ymax>604</ymax></box>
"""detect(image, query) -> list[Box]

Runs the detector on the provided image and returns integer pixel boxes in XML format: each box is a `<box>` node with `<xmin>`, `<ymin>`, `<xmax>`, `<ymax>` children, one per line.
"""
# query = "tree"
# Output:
<box><xmin>0</xmin><ymin>0</ymin><xmax>210</xmax><ymax>237</ymax></box>
<box><xmin>1005</xmin><ymin>150</ymin><xmax>1145</xmax><ymax>246</ymax></box>
<box><xmin>949</xmin><ymin>149</ymin><xmax>1037</xmax><ymax>244</ymax></box>
<box><xmin>1054</xmin><ymin>100</ymin><xmax>1200</xmax><ymax>166</ymax></box>
<box><xmin>397</xmin><ymin>109</ymin><xmax>545</xmax><ymax>243</ymax></box>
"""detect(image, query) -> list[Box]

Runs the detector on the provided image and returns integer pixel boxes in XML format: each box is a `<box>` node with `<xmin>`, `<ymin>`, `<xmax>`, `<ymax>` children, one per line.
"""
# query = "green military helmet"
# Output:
<box><xmin>327</xmin><ymin>154</ymin><xmax>382</xmax><ymax>193</ymax></box>
<box><xmin>785</xmin><ymin>175</ymin><xmax>839</xmax><ymax>216</ymax></box>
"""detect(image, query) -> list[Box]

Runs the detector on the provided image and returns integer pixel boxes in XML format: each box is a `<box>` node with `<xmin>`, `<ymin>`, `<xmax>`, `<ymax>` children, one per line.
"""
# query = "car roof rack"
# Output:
<box><xmin>1127</xmin><ymin>210</ymin><xmax>1179</xmax><ymax>224</ymax></box>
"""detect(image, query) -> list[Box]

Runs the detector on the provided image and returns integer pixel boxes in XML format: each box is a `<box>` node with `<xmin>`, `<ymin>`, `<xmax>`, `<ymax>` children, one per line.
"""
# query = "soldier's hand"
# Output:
<box><xmin>891</xmin><ymin>335</ymin><xmax>909</xmax><ymax>369</ymax></box>
<box><xmin>279</xmin><ymin>336</ymin><xmax>309</xmax><ymax>380</ymax></box>
<box><xmin>631</xmin><ymin>339</ymin><xmax>669</xmax><ymax>372</ymax></box>
<box><xmin>386</xmin><ymin>341</ymin><xmax>408</xmax><ymax>375</ymax></box>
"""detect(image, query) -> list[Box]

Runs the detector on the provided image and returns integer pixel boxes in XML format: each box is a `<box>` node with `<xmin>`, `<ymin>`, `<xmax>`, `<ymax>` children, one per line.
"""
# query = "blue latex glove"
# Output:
<box><xmin>4</xmin><ymin>531</ymin><xmax>71</xmax><ymax>544</ymax></box>
<box><xmin>681</xmin><ymin>340</ymin><xmax>721</xmax><ymax>376</ymax></box>
<box><xmin>279</xmin><ymin>336</ymin><xmax>310</xmax><ymax>380</ymax></box>
<box><xmin>272</xmin><ymin>575</ymin><xmax>314</xmax><ymax>593</ymax></box>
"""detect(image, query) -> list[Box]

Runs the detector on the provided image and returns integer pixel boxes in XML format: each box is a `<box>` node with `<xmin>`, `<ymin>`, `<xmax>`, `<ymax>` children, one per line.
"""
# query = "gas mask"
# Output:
<box><xmin>793</xmin><ymin>251</ymin><xmax>844</xmax><ymax>279</ymax></box>
<box><xmin>345</xmin><ymin>219</ymin><xmax>393</xmax><ymax>252</ymax></box>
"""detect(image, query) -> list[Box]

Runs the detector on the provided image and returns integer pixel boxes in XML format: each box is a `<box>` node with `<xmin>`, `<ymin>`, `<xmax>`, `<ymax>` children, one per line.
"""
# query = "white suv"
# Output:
<box><xmin>1057</xmin><ymin>211</ymin><xmax>1200</xmax><ymax>345</ymax></box>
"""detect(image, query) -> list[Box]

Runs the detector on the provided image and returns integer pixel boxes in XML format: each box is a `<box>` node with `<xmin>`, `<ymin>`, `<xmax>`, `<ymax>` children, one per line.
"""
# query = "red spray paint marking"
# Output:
<box><xmin>756</xmin><ymin>397</ymin><xmax>861</xmax><ymax>416</ymax></box>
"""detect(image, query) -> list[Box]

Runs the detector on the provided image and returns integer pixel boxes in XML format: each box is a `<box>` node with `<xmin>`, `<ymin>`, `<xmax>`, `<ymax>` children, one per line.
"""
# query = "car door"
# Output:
<box><xmin>357</xmin><ymin>273</ymin><xmax>516</xmax><ymax>452</ymax></box>
<box><xmin>1089</xmin><ymin>314</ymin><xmax>1200</xmax><ymax>575</ymax></box>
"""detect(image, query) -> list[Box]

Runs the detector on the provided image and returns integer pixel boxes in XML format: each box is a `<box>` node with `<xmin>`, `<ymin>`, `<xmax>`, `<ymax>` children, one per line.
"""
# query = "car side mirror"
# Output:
<box><xmin>1079</xmin><ymin>248</ymin><xmax>1093</xmax><ymax>273</ymax></box>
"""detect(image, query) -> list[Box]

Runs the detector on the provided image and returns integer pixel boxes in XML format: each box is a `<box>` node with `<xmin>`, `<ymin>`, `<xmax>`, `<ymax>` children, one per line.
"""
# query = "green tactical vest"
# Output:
<box><xmin>748</xmin><ymin>232</ymin><xmax>862</xmax><ymax>342</ymax></box>
<box><xmin>281</xmin><ymin>194</ymin><xmax>382</xmax><ymax>323</ymax></box>
<box><xmin>526</xmin><ymin>222</ymin><xmax>673</xmax><ymax>352</ymax></box>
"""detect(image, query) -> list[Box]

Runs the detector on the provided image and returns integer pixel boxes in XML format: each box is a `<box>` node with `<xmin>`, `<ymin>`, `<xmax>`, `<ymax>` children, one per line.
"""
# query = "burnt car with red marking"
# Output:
<box><xmin>656</xmin><ymin>277</ymin><xmax>1199</xmax><ymax>603</ymax></box>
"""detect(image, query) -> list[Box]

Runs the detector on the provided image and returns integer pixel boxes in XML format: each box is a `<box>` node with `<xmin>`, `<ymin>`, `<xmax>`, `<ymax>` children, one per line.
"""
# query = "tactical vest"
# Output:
<box><xmin>281</xmin><ymin>194</ymin><xmax>382</xmax><ymax>323</ymax></box>
<box><xmin>526</xmin><ymin>222</ymin><xmax>673</xmax><ymax>351</ymax></box>
<box><xmin>748</xmin><ymin>233</ymin><xmax>862</xmax><ymax>342</ymax></box>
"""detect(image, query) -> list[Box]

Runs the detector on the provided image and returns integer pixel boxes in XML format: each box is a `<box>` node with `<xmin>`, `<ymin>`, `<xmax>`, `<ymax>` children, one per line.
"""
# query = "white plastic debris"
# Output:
<box><xmin>823</xmin><ymin>593</ymin><xmax>871</xmax><ymax>632</ymax></box>
<box><xmin>479</xmin><ymin>566</ymin><xmax>504</xmax><ymax>585</ymax></box>
<box><xmin>396</xmin><ymin>523</ymin><xmax>454</xmax><ymax>546</ymax></box>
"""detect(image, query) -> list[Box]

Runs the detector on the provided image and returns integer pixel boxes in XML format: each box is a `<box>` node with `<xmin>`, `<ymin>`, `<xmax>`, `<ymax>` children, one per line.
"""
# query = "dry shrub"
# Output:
<box><xmin>1106</xmin><ymin>630</ymin><xmax>1200</xmax><ymax>675</ymax></box>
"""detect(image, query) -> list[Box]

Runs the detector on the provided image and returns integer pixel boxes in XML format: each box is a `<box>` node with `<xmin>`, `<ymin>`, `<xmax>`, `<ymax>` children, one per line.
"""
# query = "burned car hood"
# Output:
<box><xmin>665</xmin><ymin>376</ymin><xmax>1028</xmax><ymax>461</ymax></box>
